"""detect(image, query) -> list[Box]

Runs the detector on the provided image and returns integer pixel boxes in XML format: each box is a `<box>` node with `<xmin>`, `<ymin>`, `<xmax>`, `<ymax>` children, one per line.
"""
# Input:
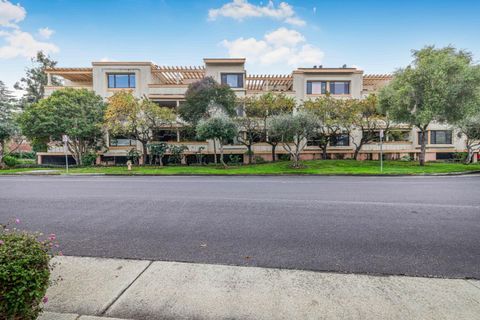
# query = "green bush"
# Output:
<box><xmin>9</xmin><ymin>152</ymin><xmax>36</xmax><ymax>159</ymax></box>
<box><xmin>0</xmin><ymin>222</ymin><xmax>57</xmax><ymax>319</ymax></box>
<box><xmin>2</xmin><ymin>155</ymin><xmax>19</xmax><ymax>167</ymax></box>
<box><xmin>82</xmin><ymin>153</ymin><xmax>98</xmax><ymax>167</ymax></box>
<box><xmin>254</xmin><ymin>156</ymin><xmax>266</xmax><ymax>164</ymax></box>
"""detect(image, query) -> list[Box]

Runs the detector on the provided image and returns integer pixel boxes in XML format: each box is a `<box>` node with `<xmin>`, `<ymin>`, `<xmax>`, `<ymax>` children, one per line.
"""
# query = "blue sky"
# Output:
<box><xmin>1</xmin><ymin>0</ymin><xmax>480</xmax><ymax>94</ymax></box>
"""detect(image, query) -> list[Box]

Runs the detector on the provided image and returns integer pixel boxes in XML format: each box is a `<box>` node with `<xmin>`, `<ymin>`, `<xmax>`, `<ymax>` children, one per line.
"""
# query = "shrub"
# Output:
<box><xmin>277</xmin><ymin>154</ymin><xmax>290</xmax><ymax>161</ymax></box>
<box><xmin>82</xmin><ymin>153</ymin><xmax>98</xmax><ymax>166</ymax></box>
<box><xmin>3</xmin><ymin>155</ymin><xmax>19</xmax><ymax>167</ymax></box>
<box><xmin>254</xmin><ymin>156</ymin><xmax>266</xmax><ymax>164</ymax></box>
<box><xmin>169</xmin><ymin>145</ymin><xmax>188</xmax><ymax>164</ymax></box>
<box><xmin>9</xmin><ymin>152</ymin><xmax>36</xmax><ymax>159</ymax></box>
<box><xmin>229</xmin><ymin>154</ymin><xmax>242</xmax><ymax>165</ymax></box>
<box><xmin>0</xmin><ymin>220</ymin><xmax>59</xmax><ymax>319</ymax></box>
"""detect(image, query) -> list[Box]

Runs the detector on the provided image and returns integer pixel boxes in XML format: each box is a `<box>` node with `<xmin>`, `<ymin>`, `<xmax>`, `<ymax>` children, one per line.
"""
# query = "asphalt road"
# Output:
<box><xmin>1</xmin><ymin>175</ymin><xmax>479</xmax><ymax>279</ymax></box>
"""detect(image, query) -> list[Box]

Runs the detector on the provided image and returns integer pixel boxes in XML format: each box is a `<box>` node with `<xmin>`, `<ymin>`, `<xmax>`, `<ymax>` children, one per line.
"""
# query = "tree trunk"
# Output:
<box><xmin>271</xmin><ymin>144</ymin><xmax>276</xmax><ymax>162</ymax></box>
<box><xmin>142</xmin><ymin>142</ymin><xmax>148</xmax><ymax>166</ymax></box>
<box><xmin>247</xmin><ymin>145</ymin><xmax>253</xmax><ymax>164</ymax></box>
<box><xmin>466</xmin><ymin>147</ymin><xmax>474</xmax><ymax>164</ymax></box>
<box><xmin>419</xmin><ymin>130</ymin><xmax>427</xmax><ymax>166</ymax></box>
<box><xmin>0</xmin><ymin>140</ymin><xmax>5</xmax><ymax>169</ymax></box>
<box><xmin>354</xmin><ymin>146</ymin><xmax>361</xmax><ymax>160</ymax></box>
<box><xmin>213</xmin><ymin>140</ymin><xmax>217</xmax><ymax>164</ymax></box>
<box><xmin>219</xmin><ymin>143</ymin><xmax>227</xmax><ymax>168</ymax></box>
<box><xmin>320</xmin><ymin>144</ymin><xmax>328</xmax><ymax>160</ymax></box>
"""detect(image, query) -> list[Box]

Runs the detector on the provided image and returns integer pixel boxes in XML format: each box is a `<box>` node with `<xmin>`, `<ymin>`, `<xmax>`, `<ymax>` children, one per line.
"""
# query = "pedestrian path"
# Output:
<box><xmin>40</xmin><ymin>256</ymin><xmax>480</xmax><ymax>320</ymax></box>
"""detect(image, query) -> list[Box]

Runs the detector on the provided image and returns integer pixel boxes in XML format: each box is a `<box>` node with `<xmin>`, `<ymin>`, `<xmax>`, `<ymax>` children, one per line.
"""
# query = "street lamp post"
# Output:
<box><xmin>379</xmin><ymin>130</ymin><xmax>384</xmax><ymax>173</ymax></box>
<box><xmin>62</xmin><ymin>135</ymin><xmax>69</xmax><ymax>174</ymax></box>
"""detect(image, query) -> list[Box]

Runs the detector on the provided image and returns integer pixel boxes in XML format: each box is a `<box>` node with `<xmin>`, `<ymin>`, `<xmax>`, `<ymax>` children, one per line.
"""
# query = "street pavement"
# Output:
<box><xmin>39</xmin><ymin>256</ymin><xmax>480</xmax><ymax>320</ymax></box>
<box><xmin>0</xmin><ymin>175</ymin><xmax>479</xmax><ymax>278</ymax></box>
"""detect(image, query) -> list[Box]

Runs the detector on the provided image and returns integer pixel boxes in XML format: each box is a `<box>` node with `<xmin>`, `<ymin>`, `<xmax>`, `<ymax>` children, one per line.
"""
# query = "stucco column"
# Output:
<box><xmin>47</xmin><ymin>73</ymin><xmax>52</xmax><ymax>86</ymax></box>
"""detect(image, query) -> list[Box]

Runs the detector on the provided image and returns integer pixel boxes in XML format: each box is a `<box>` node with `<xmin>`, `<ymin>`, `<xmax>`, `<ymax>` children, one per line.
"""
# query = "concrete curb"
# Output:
<box><xmin>3</xmin><ymin>170</ymin><xmax>480</xmax><ymax>177</ymax></box>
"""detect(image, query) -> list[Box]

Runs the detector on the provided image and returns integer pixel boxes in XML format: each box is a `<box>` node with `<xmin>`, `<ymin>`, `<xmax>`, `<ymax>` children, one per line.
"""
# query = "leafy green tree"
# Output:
<box><xmin>457</xmin><ymin>115</ymin><xmax>480</xmax><ymax>163</ymax></box>
<box><xmin>148</xmin><ymin>143</ymin><xmax>168</xmax><ymax>166</ymax></box>
<box><xmin>0</xmin><ymin>81</ymin><xmax>17</xmax><ymax>168</ymax></box>
<box><xmin>236</xmin><ymin>97</ymin><xmax>263</xmax><ymax>163</ymax></box>
<box><xmin>379</xmin><ymin>46</ymin><xmax>480</xmax><ymax>165</ymax></box>
<box><xmin>303</xmin><ymin>95</ymin><xmax>346</xmax><ymax>160</ymax></box>
<box><xmin>196</xmin><ymin>116</ymin><xmax>238</xmax><ymax>167</ymax></box>
<box><xmin>245</xmin><ymin>93</ymin><xmax>296</xmax><ymax>161</ymax></box>
<box><xmin>346</xmin><ymin>95</ymin><xmax>390</xmax><ymax>160</ymax></box>
<box><xmin>168</xmin><ymin>144</ymin><xmax>188</xmax><ymax>164</ymax></box>
<box><xmin>105</xmin><ymin>91</ymin><xmax>176</xmax><ymax>165</ymax></box>
<box><xmin>15</xmin><ymin>51</ymin><xmax>61</xmax><ymax>105</ymax></box>
<box><xmin>269</xmin><ymin>111</ymin><xmax>320</xmax><ymax>168</ymax></box>
<box><xmin>127</xmin><ymin>148</ymin><xmax>141</xmax><ymax>165</ymax></box>
<box><xmin>18</xmin><ymin>88</ymin><xmax>106</xmax><ymax>166</ymax></box>
<box><xmin>179</xmin><ymin>77</ymin><xmax>237</xmax><ymax>125</ymax></box>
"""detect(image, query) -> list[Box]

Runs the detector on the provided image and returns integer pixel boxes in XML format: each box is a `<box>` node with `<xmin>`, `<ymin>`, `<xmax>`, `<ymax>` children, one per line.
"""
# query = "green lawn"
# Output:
<box><xmin>1</xmin><ymin>160</ymin><xmax>480</xmax><ymax>175</ymax></box>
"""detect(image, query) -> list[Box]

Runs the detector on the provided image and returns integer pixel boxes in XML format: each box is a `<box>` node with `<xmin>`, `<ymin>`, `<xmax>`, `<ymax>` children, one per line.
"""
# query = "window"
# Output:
<box><xmin>107</xmin><ymin>73</ymin><xmax>136</xmax><ymax>88</ymax></box>
<box><xmin>221</xmin><ymin>73</ymin><xmax>243</xmax><ymax>88</ymax></box>
<box><xmin>306</xmin><ymin>81</ymin><xmax>327</xmax><ymax>94</ymax></box>
<box><xmin>330</xmin><ymin>134</ymin><xmax>350</xmax><ymax>146</ymax></box>
<box><xmin>110</xmin><ymin>136</ymin><xmax>135</xmax><ymax>147</ymax></box>
<box><xmin>329</xmin><ymin>81</ymin><xmax>350</xmax><ymax>95</ymax></box>
<box><xmin>364</xmin><ymin>131</ymin><xmax>381</xmax><ymax>143</ymax></box>
<box><xmin>386</xmin><ymin>130</ymin><xmax>410</xmax><ymax>142</ymax></box>
<box><xmin>417</xmin><ymin>132</ymin><xmax>428</xmax><ymax>145</ymax></box>
<box><xmin>153</xmin><ymin>130</ymin><xmax>178</xmax><ymax>142</ymax></box>
<box><xmin>430</xmin><ymin>130</ymin><xmax>452</xmax><ymax>144</ymax></box>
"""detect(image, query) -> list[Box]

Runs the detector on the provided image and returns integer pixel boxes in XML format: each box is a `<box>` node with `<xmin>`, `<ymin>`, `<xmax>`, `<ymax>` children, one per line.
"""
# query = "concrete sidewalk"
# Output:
<box><xmin>40</xmin><ymin>256</ymin><xmax>480</xmax><ymax>320</ymax></box>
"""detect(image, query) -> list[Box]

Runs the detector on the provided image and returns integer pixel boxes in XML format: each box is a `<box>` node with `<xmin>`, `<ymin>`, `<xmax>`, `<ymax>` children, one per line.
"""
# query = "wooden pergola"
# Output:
<box><xmin>151</xmin><ymin>65</ymin><xmax>205</xmax><ymax>85</ymax></box>
<box><xmin>246</xmin><ymin>74</ymin><xmax>293</xmax><ymax>91</ymax></box>
<box><xmin>45</xmin><ymin>68</ymin><xmax>93</xmax><ymax>83</ymax></box>
<box><xmin>363</xmin><ymin>74</ymin><xmax>393</xmax><ymax>93</ymax></box>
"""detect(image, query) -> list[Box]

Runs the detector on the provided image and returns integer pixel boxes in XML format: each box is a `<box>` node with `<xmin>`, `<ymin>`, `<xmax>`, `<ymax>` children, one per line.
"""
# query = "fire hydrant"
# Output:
<box><xmin>127</xmin><ymin>160</ymin><xmax>132</xmax><ymax>171</ymax></box>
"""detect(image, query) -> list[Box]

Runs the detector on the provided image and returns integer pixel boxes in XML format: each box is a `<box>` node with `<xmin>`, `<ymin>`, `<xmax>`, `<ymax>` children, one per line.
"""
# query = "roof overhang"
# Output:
<box><xmin>45</xmin><ymin>68</ymin><xmax>93</xmax><ymax>82</ymax></box>
<box><xmin>91</xmin><ymin>62</ymin><xmax>153</xmax><ymax>67</ymax></box>
<box><xmin>203</xmin><ymin>58</ymin><xmax>246</xmax><ymax>65</ymax></box>
<box><xmin>294</xmin><ymin>68</ymin><xmax>363</xmax><ymax>75</ymax></box>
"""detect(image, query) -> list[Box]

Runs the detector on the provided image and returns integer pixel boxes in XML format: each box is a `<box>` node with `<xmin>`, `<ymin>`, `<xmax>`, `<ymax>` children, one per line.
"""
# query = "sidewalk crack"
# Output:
<box><xmin>465</xmin><ymin>279</ymin><xmax>480</xmax><ymax>291</ymax></box>
<box><xmin>99</xmin><ymin>260</ymin><xmax>154</xmax><ymax>316</ymax></box>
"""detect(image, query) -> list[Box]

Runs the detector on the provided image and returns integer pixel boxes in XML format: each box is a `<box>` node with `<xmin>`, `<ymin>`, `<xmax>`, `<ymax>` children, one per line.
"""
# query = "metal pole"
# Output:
<box><xmin>380</xmin><ymin>130</ymin><xmax>383</xmax><ymax>173</ymax></box>
<box><xmin>63</xmin><ymin>135</ymin><xmax>69</xmax><ymax>174</ymax></box>
<box><xmin>64</xmin><ymin>142</ymin><xmax>69</xmax><ymax>174</ymax></box>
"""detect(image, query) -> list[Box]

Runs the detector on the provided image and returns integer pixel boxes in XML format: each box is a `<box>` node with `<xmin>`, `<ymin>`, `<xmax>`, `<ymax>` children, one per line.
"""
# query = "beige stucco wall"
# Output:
<box><xmin>92</xmin><ymin>62</ymin><xmax>152</xmax><ymax>99</ymax></box>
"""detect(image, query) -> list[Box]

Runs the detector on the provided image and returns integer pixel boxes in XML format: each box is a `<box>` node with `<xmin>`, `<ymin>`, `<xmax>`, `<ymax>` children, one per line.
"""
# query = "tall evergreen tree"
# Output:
<box><xmin>0</xmin><ymin>81</ymin><xmax>17</xmax><ymax>167</ymax></box>
<box><xmin>14</xmin><ymin>51</ymin><xmax>61</xmax><ymax>105</ymax></box>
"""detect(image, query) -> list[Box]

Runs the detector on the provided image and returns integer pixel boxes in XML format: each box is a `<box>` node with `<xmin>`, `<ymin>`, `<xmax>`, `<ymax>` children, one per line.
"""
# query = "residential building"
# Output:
<box><xmin>40</xmin><ymin>58</ymin><xmax>474</xmax><ymax>164</ymax></box>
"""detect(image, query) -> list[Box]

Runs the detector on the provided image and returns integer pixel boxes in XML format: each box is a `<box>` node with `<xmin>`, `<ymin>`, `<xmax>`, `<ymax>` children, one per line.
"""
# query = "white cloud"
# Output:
<box><xmin>222</xmin><ymin>27</ymin><xmax>323</xmax><ymax>68</ymax></box>
<box><xmin>0</xmin><ymin>29</ymin><xmax>59</xmax><ymax>59</ymax></box>
<box><xmin>38</xmin><ymin>27</ymin><xmax>54</xmax><ymax>39</ymax></box>
<box><xmin>208</xmin><ymin>0</ymin><xmax>305</xmax><ymax>26</ymax></box>
<box><xmin>0</xmin><ymin>1</ymin><xmax>58</xmax><ymax>59</ymax></box>
<box><xmin>0</xmin><ymin>0</ymin><xmax>26</xmax><ymax>27</ymax></box>
<box><xmin>264</xmin><ymin>27</ymin><xmax>304</xmax><ymax>47</ymax></box>
<box><xmin>100</xmin><ymin>57</ymin><xmax>116</xmax><ymax>62</ymax></box>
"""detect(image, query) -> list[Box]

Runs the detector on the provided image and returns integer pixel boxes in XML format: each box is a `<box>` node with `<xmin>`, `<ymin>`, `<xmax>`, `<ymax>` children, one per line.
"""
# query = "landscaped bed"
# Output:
<box><xmin>1</xmin><ymin>160</ymin><xmax>480</xmax><ymax>175</ymax></box>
